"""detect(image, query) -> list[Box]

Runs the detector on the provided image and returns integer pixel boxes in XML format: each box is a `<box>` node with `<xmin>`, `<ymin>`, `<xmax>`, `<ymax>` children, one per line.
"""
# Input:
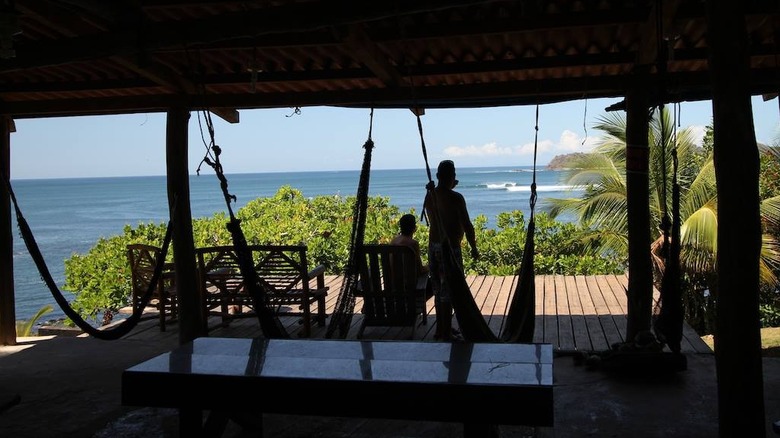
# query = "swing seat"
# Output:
<box><xmin>196</xmin><ymin>245</ymin><xmax>328</xmax><ymax>337</ymax></box>
<box><xmin>127</xmin><ymin>244</ymin><xmax>177</xmax><ymax>332</ymax></box>
<box><xmin>355</xmin><ymin>244</ymin><xmax>432</xmax><ymax>340</ymax></box>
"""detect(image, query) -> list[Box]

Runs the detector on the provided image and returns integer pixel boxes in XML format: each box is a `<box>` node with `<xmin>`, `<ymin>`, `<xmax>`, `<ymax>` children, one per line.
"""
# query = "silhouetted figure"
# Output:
<box><xmin>390</xmin><ymin>213</ymin><xmax>429</xmax><ymax>276</ymax></box>
<box><xmin>424</xmin><ymin>160</ymin><xmax>479</xmax><ymax>341</ymax></box>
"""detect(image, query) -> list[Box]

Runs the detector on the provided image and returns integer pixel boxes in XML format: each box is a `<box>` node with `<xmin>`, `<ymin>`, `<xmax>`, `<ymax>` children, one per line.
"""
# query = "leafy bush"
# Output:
<box><xmin>65</xmin><ymin>186</ymin><xmax>624</xmax><ymax>324</ymax></box>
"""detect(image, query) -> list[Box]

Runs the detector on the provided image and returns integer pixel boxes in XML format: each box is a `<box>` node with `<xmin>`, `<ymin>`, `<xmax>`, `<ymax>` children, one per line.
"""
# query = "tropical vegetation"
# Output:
<box><xmin>64</xmin><ymin>185</ymin><xmax>624</xmax><ymax>326</ymax></box>
<box><xmin>547</xmin><ymin>107</ymin><xmax>780</xmax><ymax>334</ymax></box>
<box><xmin>60</xmin><ymin>110</ymin><xmax>780</xmax><ymax>333</ymax></box>
<box><xmin>15</xmin><ymin>305</ymin><xmax>53</xmax><ymax>336</ymax></box>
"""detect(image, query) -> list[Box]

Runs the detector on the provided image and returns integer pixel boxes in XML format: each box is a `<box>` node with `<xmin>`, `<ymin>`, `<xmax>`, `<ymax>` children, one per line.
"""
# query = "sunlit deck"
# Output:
<box><xmin>121</xmin><ymin>274</ymin><xmax>711</xmax><ymax>354</ymax></box>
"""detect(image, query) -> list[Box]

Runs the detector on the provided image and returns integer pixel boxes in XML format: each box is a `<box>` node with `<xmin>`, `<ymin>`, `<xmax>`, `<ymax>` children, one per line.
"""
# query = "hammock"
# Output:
<box><xmin>416</xmin><ymin>107</ymin><xmax>538</xmax><ymax>343</ymax></box>
<box><xmin>0</xmin><ymin>168</ymin><xmax>174</xmax><ymax>340</ymax></box>
<box><xmin>650</xmin><ymin>4</ymin><xmax>683</xmax><ymax>353</ymax></box>
<box><xmin>197</xmin><ymin>111</ymin><xmax>288</xmax><ymax>339</ymax></box>
<box><xmin>326</xmin><ymin>107</ymin><xmax>538</xmax><ymax>343</ymax></box>
<box><xmin>326</xmin><ymin>110</ymin><xmax>375</xmax><ymax>338</ymax></box>
<box><xmin>653</xmin><ymin>104</ymin><xmax>683</xmax><ymax>353</ymax></box>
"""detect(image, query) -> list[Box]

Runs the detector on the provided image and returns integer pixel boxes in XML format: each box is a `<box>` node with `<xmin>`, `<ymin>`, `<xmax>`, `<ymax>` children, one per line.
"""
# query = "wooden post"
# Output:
<box><xmin>0</xmin><ymin>117</ymin><xmax>15</xmax><ymax>345</ymax></box>
<box><xmin>165</xmin><ymin>107</ymin><xmax>206</xmax><ymax>344</ymax></box>
<box><xmin>624</xmin><ymin>78</ymin><xmax>654</xmax><ymax>343</ymax></box>
<box><xmin>706</xmin><ymin>2</ymin><xmax>765</xmax><ymax>436</ymax></box>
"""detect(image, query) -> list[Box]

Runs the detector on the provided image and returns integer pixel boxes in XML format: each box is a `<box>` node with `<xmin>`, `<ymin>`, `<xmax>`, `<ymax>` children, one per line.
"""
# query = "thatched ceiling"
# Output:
<box><xmin>0</xmin><ymin>0</ymin><xmax>777</xmax><ymax>121</ymax></box>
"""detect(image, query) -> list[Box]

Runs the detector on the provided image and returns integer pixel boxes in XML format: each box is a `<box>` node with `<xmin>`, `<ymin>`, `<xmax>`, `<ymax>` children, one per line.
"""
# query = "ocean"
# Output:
<box><xmin>8</xmin><ymin>166</ymin><xmax>581</xmax><ymax>323</ymax></box>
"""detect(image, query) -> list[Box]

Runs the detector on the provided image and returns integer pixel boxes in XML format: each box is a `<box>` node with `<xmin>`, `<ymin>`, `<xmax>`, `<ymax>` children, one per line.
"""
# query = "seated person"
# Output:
<box><xmin>390</xmin><ymin>213</ymin><xmax>429</xmax><ymax>276</ymax></box>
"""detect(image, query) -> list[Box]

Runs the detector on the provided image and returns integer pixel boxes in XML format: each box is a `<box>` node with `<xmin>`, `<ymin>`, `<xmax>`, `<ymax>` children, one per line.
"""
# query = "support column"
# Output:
<box><xmin>706</xmin><ymin>2</ymin><xmax>765</xmax><ymax>436</ymax></box>
<box><xmin>166</xmin><ymin>107</ymin><xmax>205</xmax><ymax>344</ymax></box>
<box><xmin>624</xmin><ymin>79</ymin><xmax>654</xmax><ymax>343</ymax></box>
<box><xmin>0</xmin><ymin>117</ymin><xmax>14</xmax><ymax>345</ymax></box>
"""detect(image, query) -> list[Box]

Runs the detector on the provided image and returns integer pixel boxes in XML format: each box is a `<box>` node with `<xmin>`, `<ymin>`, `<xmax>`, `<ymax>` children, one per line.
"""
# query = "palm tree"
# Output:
<box><xmin>548</xmin><ymin>107</ymin><xmax>780</xmax><ymax>332</ymax></box>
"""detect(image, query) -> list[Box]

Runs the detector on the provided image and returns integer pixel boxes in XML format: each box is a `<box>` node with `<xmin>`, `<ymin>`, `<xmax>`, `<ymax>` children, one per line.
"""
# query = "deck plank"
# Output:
<box><xmin>566</xmin><ymin>275</ymin><xmax>591</xmax><ymax>352</ymax></box>
<box><xmin>123</xmin><ymin>274</ymin><xmax>708</xmax><ymax>354</ymax></box>
<box><xmin>532</xmin><ymin>275</ymin><xmax>546</xmax><ymax>344</ymax></box>
<box><xmin>585</xmin><ymin>275</ymin><xmax>624</xmax><ymax>348</ymax></box>
<box><xmin>555</xmin><ymin>275</ymin><xmax>576</xmax><ymax>351</ymax></box>
<box><xmin>542</xmin><ymin>275</ymin><xmax>558</xmax><ymax>346</ymax></box>
<box><xmin>575</xmin><ymin>275</ymin><xmax>609</xmax><ymax>352</ymax></box>
<box><xmin>490</xmin><ymin>275</ymin><xmax>515</xmax><ymax>336</ymax></box>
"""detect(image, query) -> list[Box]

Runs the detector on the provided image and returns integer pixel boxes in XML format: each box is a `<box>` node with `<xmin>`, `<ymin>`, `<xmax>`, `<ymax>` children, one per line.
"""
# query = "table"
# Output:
<box><xmin>122</xmin><ymin>337</ymin><xmax>554</xmax><ymax>437</ymax></box>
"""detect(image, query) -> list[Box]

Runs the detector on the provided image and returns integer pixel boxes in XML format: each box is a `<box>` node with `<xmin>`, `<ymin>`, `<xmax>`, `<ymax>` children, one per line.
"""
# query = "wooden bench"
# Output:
<box><xmin>122</xmin><ymin>337</ymin><xmax>554</xmax><ymax>437</ymax></box>
<box><xmin>195</xmin><ymin>245</ymin><xmax>328</xmax><ymax>337</ymax></box>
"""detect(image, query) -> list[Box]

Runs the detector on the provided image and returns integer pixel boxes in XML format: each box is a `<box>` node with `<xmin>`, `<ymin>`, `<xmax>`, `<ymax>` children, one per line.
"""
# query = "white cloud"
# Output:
<box><xmin>441</xmin><ymin>130</ymin><xmax>600</xmax><ymax>164</ymax></box>
<box><xmin>443</xmin><ymin>141</ymin><xmax>513</xmax><ymax>157</ymax></box>
<box><xmin>516</xmin><ymin>139</ymin><xmax>553</xmax><ymax>155</ymax></box>
<box><xmin>515</xmin><ymin>130</ymin><xmax>598</xmax><ymax>156</ymax></box>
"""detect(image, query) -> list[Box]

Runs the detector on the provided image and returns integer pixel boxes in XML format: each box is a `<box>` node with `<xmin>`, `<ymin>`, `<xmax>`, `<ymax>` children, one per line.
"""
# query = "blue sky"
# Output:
<box><xmin>8</xmin><ymin>96</ymin><xmax>780</xmax><ymax>180</ymax></box>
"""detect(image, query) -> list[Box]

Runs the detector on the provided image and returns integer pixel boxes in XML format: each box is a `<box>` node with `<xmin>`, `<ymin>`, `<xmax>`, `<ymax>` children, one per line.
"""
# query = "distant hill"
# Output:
<box><xmin>546</xmin><ymin>152</ymin><xmax>593</xmax><ymax>169</ymax></box>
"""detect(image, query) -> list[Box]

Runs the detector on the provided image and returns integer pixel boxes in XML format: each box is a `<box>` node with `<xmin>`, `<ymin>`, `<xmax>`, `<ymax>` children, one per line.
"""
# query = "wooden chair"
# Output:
<box><xmin>355</xmin><ymin>244</ymin><xmax>432</xmax><ymax>339</ymax></box>
<box><xmin>126</xmin><ymin>243</ymin><xmax>177</xmax><ymax>331</ymax></box>
<box><xmin>195</xmin><ymin>245</ymin><xmax>329</xmax><ymax>337</ymax></box>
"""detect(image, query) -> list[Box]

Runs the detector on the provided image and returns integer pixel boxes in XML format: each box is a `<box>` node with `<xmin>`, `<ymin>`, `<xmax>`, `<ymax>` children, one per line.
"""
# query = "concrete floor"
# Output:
<box><xmin>0</xmin><ymin>334</ymin><xmax>778</xmax><ymax>438</ymax></box>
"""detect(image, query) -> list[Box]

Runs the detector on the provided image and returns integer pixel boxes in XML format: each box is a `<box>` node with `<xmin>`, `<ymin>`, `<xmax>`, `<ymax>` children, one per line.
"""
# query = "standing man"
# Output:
<box><xmin>423</xmin><ymin>160</ymin><xmax>479</xmax><ymax>341</ymax></box>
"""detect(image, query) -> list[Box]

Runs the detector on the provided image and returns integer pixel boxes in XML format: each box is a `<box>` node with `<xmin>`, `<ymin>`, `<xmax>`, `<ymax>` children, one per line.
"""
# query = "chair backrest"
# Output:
<box><xmin>195</xmin><ymin>244</ymin><xmax>313</xmax><ymax>301</ymax></box>
<box><xmin>127</xmin><ymin>243</ymin><xmax>164</xmax><ymax>298</ymax></box>
<box><xmin>357</xmin><ymin>244</ymin><xmax>423</xmax><ymax>325</ymax></box>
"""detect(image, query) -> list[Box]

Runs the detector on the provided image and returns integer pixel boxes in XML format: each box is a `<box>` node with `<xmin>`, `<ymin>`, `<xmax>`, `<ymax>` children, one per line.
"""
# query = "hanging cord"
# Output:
<box><xmin>658</xmin><ymin>104</ymin><xmax>671</xmax><ymax>257</ymax></box>
<box><xmin>500</xmin><ymin>103</ymin><xmax>540</xmax><ymax>343</ymax></box>
<box><xmin>581</xmin><ymin>95</ymin><xmax>589</xmax><ymax>147</ymax></box>
<box><xmin>529</xmin><ymin>104</ymin><xmax>539</xmax><ymax>220</ymax></box>
<box><xmin>0</xmin><ymin>163</ymin><xmax>175</xmax><ymax>340</ymax></box>
<box><xmin>651</xmin><ymin>0</ymin><xmax>683</xmax><ymax>353</ymax></box>
<box><xmin>413</xmin><ymin>102</ymin><xmax>498</xmax><ymax>342</ymax></box>
<box><xmin>189</xmin><ymin>49</ymin><xmax>287</xmax><ymax>339</ymax></box>
<box><xmin>326</xmin><ymin>108</ymin><xmax>375</xmax><ymax>338</ymax></box>
<box><xmin>196</xmin><ymin>120</ymin><xmax>288</xmax><ymax>339</ymax></box>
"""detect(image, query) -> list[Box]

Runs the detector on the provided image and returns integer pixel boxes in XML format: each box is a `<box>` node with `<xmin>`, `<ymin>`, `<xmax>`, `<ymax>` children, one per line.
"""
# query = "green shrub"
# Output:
<box><xmin>65</xmin><ymin>186</ymin><xmax>624</xmax><ymax>324</ymax></box>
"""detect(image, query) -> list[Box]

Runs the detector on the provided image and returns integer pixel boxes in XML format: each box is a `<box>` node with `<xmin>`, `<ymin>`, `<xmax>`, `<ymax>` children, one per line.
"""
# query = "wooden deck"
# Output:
<box><xmin>121</xmin><ymin>274</ymin><xmax>712</xmax><ymax>354</ymax></box>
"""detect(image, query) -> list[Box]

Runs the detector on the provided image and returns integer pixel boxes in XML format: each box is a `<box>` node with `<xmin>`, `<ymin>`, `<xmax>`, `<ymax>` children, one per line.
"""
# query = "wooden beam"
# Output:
<box><xmin>165</xmin><ymin>107</ymin><xmax>205</xmax><ymax>343</ymax></box>
<box><xmin>635</xmin><ymin>0</ymin><xmax>683</xmax><ymax>66</ymax></box>
<box><xmin>0</xmin><ymin>116</ymin><xmax>14</xmax><ymax>345</ymax></box>
<box><xmin>17</xmin><ymin>2</ymin><xmax>242</xmax><ymax>123</ymax></box>
<box><xmin>110</xmin><ymin>57</ymin><xmax>240</xmax><ymax>123</ymax></box>
<box><xmin>0</xmin><ymin>0</ymin><xmax>652</xmax><ymax>72</ymax></box>
<box><xmin>624</xmin><ymin>73</ymin><xmax>653</xmax><ymax>344</ymax></box>
<box><xmin>0</xmin><ymin>70</ymin><xmax>763</xmax><ymax>118</ymax></box>
<box><xmin>707</xmin><ymin>1</ymin><xmax>766</xmax><ymax>436</ymax></box>
<box><xmin>339</xmin><ymin>24</ymin><xmax>406</xmax><ymax>87</ymax></box>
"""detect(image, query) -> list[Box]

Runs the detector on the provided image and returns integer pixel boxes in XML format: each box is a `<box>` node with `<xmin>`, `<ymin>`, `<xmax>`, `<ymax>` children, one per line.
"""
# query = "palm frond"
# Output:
<box><xmin>15</xmin><ymin>305</ymin><xmax>54</xmax><ymax>337</ymax></box>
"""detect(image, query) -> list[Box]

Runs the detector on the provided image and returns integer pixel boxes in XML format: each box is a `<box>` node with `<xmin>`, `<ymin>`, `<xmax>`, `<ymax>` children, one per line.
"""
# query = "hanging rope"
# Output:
<box><xmin>654</xmin><ymin>104</ymin><xmax>683</xmax><ymax>353</ymax></box>
<box><xmin>326</xmin><ymin>109</ymin><xmax>376</xmax><ymax>338</ymax></box>
<box><xmin>415</xmin><ymin>109</ymin><xmax>498</xmax><ymax>342</ymax></box>
<box><xmin>196</xmin><ymin>110</ymin><xmax>288</xmax><ymax>339</ymax></box>
<box><xmin>0</xmin><ymin>166</ymin><xmax>175</xmax><ymax>340</ymax></box>
<box><xmin>500</xmin><ymin>104</ymin><xmax>539</xmax><ymax>343</ymax></box>
<box><xmin>651</xmin><ymin>0</ymin><xmax>683</xmax><ymax>353</ymax></box>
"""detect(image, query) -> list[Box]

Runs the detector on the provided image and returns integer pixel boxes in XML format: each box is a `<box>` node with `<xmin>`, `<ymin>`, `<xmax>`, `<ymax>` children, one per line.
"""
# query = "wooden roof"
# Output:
<box><xmin>0</xmin><ymin>0</ymin><xmax>778</xmax><ymax>121</ymax></box>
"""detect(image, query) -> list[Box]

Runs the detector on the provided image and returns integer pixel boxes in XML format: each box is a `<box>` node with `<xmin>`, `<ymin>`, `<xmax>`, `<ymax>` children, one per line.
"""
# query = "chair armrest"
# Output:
<box><xmin>417</xmin><ymin>274</ymin><xmax>433</xmax><ymax>300</ymax></box>
<box><xmin>416</xmin><ymin>274</ymin><xmax>429</xmax><ymax>291</ymax></box>
<box><xmin>307</xmin><ymin>264</ymin><xmax>327</xmax><ymax>290</ymax></box>
<box><xmin>308</xmin><ymin>264</ymin><xmax>326</xmax><ymax>279</ymax></box>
